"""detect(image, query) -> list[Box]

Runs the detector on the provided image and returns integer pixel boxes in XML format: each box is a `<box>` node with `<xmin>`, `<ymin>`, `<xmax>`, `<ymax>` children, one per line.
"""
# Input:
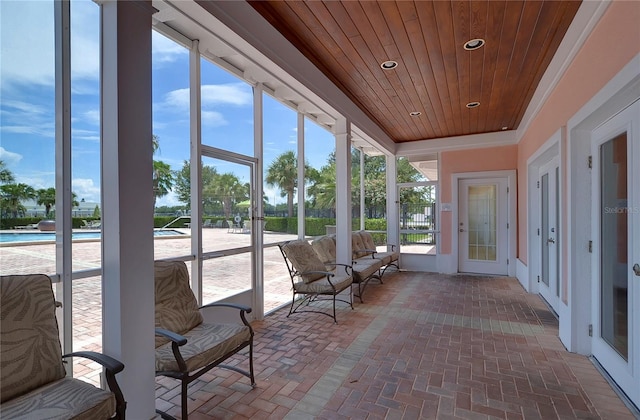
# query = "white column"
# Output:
<box><xmin>100</xmin><ymin>2</ymin><xmax>156</xmax><ymax>418</ymax></box>
<box><xmin>53</xmin><ymin>0</ymin><xmax>73</xmax><ymax>361</ymax></box>
<box><xmin>189</xmin><ymin>40</ymin><xmax>203</xmax><ymax>303</ymax></box>
<box><xmin>360</xmin><ymin>148</ymin><xmax>365</xmax><ymax>231</ymax></box>
<box><xmin>297</xmin><ymin>112</ymin><xmax>305</xmax><ymax>238</ymax></box>
<box><xmin>386</xmin><ymin>155</ymin><xmax>399</xmax><ymax>251</ymax></box>
<box><xmin>335</xmin><ymin>118</ymin><xmax>352</xmax><ymax>265</ymax></box>
<box><xmin>254</xmin><ymin>84</ymin><xmax>265</xmax><ymax>319</ymax></box>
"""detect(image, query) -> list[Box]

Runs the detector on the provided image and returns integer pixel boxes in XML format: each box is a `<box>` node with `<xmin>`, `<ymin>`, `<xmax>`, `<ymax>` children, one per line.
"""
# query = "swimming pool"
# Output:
<box><xmin>0</xmin><ymin>229</ymin><xmax>187</xmax><ymax>245</ymax></box>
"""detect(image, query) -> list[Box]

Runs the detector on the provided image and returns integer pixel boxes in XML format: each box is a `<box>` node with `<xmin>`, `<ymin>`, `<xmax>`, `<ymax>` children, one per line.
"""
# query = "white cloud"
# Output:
<box><xmin>201</xmin><ymin>110</ymin><xmax>227</xmax><ymax>126</ymax></box>
<box><xmin>82</xmin><ymin>109</ymin><xmax>100</xmax><ymax>126</ymax></box>
<box><xmin>72</xmin><ymin>178</ymin><xmax>101</xmax><ymax>202</ymax></box>
<box><xmin>0</xmin><ymin>147</ymin><xmax>23</xmax><ymax>166</ymax></box>
<box><xmin>0</xmin><ymin>100</ymin><xmax>55</xmax><ymax>137</ymax></box>
<box><xmin>0</xmin><ymin>1</ymin><xmax>100</xmax><ymax>88</ymax></box>
<box><xmin>152</xmin><ymin>31</ymin><xmax>188</xmax><ymax>64</ymax></box>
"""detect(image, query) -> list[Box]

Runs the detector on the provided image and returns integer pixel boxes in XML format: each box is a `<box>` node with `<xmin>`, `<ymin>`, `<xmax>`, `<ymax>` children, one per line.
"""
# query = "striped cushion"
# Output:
<box><xmin>0</xmin><ymin>274</ymin><xmax>66</xmax><ymax>403</ymax></box>
<box><xmin>311</xmin><ymin>235</ymin><xmax>336</xmax><ymax>265</ymax></box>
<box><xmin>0</xmin><ymin>377</ymin><xmax>115</xmax><ymax>420</ymax></box>
<box><xmin>292</xmin><ymin>272</ymin><xmax>352</xmax><ymax>294</ymax></box>
<box><xmin>281</xmin><ymin>240</ymin><xmax>327</xmax><ymax>283</ymax></box>
<box><xmin>154</xmin><ymin>261</ymin><xmax>203</xmax><ymax>348</ymax></box>
<box><xmin>156</xmin><ymin>323</ymin><xmax>251</xmax><ymax>372</ymax></box>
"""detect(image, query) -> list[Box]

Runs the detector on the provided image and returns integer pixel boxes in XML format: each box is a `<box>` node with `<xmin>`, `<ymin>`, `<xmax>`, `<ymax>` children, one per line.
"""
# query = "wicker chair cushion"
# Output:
<box><xmin>154</xmin><ymin>261</ymin><xmax>204</xmax><ymax>347</ymax></box>
<box><xmin>0</xmin><ymin>274</ymin><xmax>66</xmax><ymax>403</ymax></box>
<box><xmin>351</xmin><ymin>233</ymin><xmax>372</xmax><ymax>259</ymax></box>
<box><xmin>292</xmin><ymin>271</ymin><xmax>353</xmax><ymax>294</ymax></box>
<box><xmin>359</xmin><ymin>231</ymin><xmax>398</xmax><ymax>265</ymax></box>
<box><xmin>0</xmin><ymin>377</ymin><xmax>115</xmax><ymax>420</ymax></box>
<box><xmin>351</xmin><ymin>258</ymin><xmax>380</xmax><ymax>283</ymax></box>
<box><xmin>155</xmin><ymin>322</ymin><xmax>251</xmax><ymax>372</ymax></box>
<box><xmin>281</xmin><ymin>240</ymin><xmax>327</xmax><ymax>283</ymax></box>
<box><xmin>311</xmin><ymin>235</ymin><xmax>336</xmax><ymax>265</ymax></box>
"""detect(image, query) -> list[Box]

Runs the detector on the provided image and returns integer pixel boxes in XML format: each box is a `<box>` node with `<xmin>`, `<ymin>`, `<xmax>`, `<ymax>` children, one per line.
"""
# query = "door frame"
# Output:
<box><xmin>590</xmin><ymin>101</ymin><xmax>639</xmax><ymax>406</ymax></box>
<box><xmin>538</xmin><ymin>157</ymin><xmax>561</xmax><ymax>311</ymax></box>
<box><xmin>452</xmin><ymin>170</ymin><xmax>516</xmax><ymax>277</ymax></box>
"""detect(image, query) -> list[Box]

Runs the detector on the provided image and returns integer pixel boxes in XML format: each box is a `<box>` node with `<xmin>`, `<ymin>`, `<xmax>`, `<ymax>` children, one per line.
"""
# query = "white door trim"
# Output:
<box><xmin>452</xmin><ymin>170</ymin><xmax>517</xmax><ymax>277</ymax></box>
<box><xmin>527</xmin><ymin>130</ymin><xmax>562</xmax><ymax>294</ymax></box>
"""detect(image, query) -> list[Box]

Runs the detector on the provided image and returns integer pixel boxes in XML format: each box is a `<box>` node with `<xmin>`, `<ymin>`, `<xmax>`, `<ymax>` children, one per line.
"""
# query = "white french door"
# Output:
<box><xmin>591</xmin><ymin>100</ymin><xmax>639</xmax><ymax>408</ymax></box>
<box><xmin>539</xmin><ymin>159</ymin><xmax>560</xmax><ymax>311</ymax></box>
<box><xmin>458</xmin><ymin>178</ymin><xmax>509</xmax><ymax>275</ymax></box>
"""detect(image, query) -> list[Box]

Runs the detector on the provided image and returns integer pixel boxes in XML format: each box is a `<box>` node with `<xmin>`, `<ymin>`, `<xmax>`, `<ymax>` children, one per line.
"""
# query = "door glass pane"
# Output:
<box><xmin>600</xmin><ymin>133</ymin><xmax>628</xmax><ymax>360</ymax></box>
<box><xmin>468</xmin><ymin>185</ymin><xmax>497</xmax><ymax>261</ymax></box>
<box><xmin>541</xmin><ymin>173</ymin><xmax>550</xmax><ymax>286</ymax></box>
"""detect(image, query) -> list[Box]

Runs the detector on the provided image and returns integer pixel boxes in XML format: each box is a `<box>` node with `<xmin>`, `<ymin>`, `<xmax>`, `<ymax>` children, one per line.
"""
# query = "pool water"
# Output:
<box><xmin>0</xmin><ymin>229</ymin><xmax>186</xmax><ymax>244</ymax></box>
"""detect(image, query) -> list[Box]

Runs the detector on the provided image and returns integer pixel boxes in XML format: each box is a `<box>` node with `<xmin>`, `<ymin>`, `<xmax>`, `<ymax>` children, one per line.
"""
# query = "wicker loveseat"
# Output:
<box><xmin>0</xmin><ymin>274</ymin><xmax>126</xmax><ymax>420</ymax></box>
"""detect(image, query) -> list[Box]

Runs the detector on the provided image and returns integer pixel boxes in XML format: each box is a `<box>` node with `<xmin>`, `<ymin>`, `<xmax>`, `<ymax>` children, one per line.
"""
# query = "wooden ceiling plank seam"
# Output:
<box><xmin>433</xmin><ymin>0</ymin><xmax>465</xmax><ymax>135</ymax></box>
<box><xmin>477</xmin><ymin>0</ymin><xmax>505</xmax><ymax>133</ymax></box>
<box><xmin>452</xmin><ymin>0</ymin><xmax>472</xmax><ymax>137</ymax></box>
<box><xmin>397</xmin><ymin>1</ymin><xmax>449</xmax><ymax>138</ymax></box>
<box><xmin>507</xmin><ymin>1</ymin><xmax>566</xmax><ymax>129</ymax></box>
<box><xmin>342</xmin><ymin>0</ymin><xmax>428</xmax><ymax>140</ymax></box>
<box><xmin>468</xmin><ymin>0</ymin><xmax>489</xmax><ymax>135</ymax></box>
<box><xmin>292</xmin><ymin>1</ymin><xmax>405</xmax><ymax>136</ymax></box>
<box><xmin>414</xmin><ymin>1</ymin><xmax>458</xmax><ymax>137</ymax></box>
<box><xmin>392</xmin><ymin>0</ymin><xmax>444</xmax><ymax>139</ymax></box>
<box><xmin>501</xmin><ymin>0</ymin><xmax>545</xmax><ymax>115</ymax></box>
<box><xmin>511</xmin><ymin>1</ymin><xmax>582</xmax><ymax>129</ymax></box>
<box><xmin>485</xmin><ymin>0</ymin><xmax>525</xmax><ymax>133</ymax></box>
<box><xmin>362</xmin><ymin>1</ymin><xmax>429</xmax><ymax>140</ymax></box>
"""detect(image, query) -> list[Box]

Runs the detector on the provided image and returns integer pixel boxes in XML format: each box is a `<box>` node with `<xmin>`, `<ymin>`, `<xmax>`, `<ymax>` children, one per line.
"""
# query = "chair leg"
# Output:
<box><xmin>182</xmin><ymin>379</ymin><xmax>189</xmax><ymax>420</ymax></box>
<box><xmin>249</xmin><ymin>341</ymin><xmax>256</xmax><ymax>386</ymax></box>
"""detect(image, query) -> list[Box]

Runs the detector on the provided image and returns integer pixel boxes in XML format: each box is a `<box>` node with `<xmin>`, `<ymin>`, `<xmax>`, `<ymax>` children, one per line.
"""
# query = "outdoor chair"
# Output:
<box><xmin>154</xmin><ymin>260</ymin><xmax>255</xmax><ymax>420</ymax></box>
<box><xmin>357</xmin><ymin>230</ymin><xmax>399</xmax><ymax>275</ymax></box>
<box><xmin>0</xmin><ymin>274</ymin><xmax>126</xmax><ymax>420</ymax></box>
<box><xmin>202</xmin><ymin>219</ymin><xmax>213</xmax><ymax>228</ymax></box>
<box><xmin>312</xmin><ymin>234</ymin><xmax>381</xmax><ymax>303</ymax></box>
<box><xmin>279</xmin><ymin>239</ymin><xmax>353</xmax><ymax>323</ymax></box>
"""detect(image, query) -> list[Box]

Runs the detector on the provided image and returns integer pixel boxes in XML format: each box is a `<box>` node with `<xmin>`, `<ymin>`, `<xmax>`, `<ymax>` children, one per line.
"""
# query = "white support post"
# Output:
<box><xmin>190</xmin><ymin>39</ymin><xmax>203</xmax><ymax>304</ymax></box>
<box><xmin>54</xmin><ymin>0</ymin><xmax>73</xmax><ymax>364</ymax></box>
<box><xmin>335</xmin><ymin>118</ymin><xmax>352</xmax><ymax>265</ymax></box>
<box><xmin>386</xmin><ymin>155</ymin><xmax>399</xmax><ymax>251</ymax></box>
<box><xmin>100</xmin><ymin>2</ymin><xmax>156</xmax><ymax>417</ymax></box>
<box><xmin>254</xmin><ymin>83</ymin><xmax>265</xmax><ymax>319</ymax></box>
<box><xmin>360</xmin><ymin>148</ymin><xmax>365</xmax><ymax>231</ymax></box>
<box><xmin>297</xmin><ymin>112</ymin><xmax>305</xmax><ymax>238</ymax></box>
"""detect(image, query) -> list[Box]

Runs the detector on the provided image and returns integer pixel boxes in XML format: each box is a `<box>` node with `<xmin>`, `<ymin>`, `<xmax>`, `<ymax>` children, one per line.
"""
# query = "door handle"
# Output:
<box><xmin>547</xmin><ymin>238</ymin><xmax>555</xmax><ymax>244</ymax></box>
<box><xmin>633</xmin><ymin>263</ymin><xmax>640</xmax><ymax>276</ymax></box>
<box><xmin>459</xmin><ymin>229</ymin><xmax>465</xmax><ymax>232</ymax></box>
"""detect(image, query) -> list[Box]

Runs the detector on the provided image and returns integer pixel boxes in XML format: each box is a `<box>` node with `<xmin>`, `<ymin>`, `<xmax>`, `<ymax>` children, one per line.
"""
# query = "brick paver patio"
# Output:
<box><xmin>1</xmin><ymin>230</ymin><xmax>635</xmax><ymax>418</ymax></box>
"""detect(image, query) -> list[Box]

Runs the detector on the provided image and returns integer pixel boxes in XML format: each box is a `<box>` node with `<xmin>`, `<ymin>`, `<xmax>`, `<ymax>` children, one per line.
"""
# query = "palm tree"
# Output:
<box><xmin>151</xmin><ymin>135</ymin><xmax>174</xmax><ymax>209</ymax></box>
<box><xmin>0</xmin><ymin>160</ymin><xmax>15</xmax><ymax>184</ymax></box>
<box><xmin>37</xmin><ymin>187</ymin><xmax>56</xmax><ymax>217</ymax></box>
<box><xmin>265</xmin><ymin>151</ymin><xmax>315</xmax><ymax>217</ymax></box>
<box><xmin>0</xmin><ymin>183</ymin><xmax>36</xmax><ymax>218</ymax></box>
<box><xmin>205</xmin><ymin>172</ymin><xmax>248</xmax><ymax>218</ymax></box>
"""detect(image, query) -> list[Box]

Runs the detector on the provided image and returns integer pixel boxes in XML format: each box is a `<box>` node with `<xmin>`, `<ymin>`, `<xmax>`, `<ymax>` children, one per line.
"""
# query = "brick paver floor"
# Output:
<box><xmin>156</xmin><ymin>271</ymin><xmax>636</xmax><ymax>419</ymax></box>
<box><xmin>1</xmin><ymin>231</ymin><xmax>636</xmax><ymax>418</ymax></box>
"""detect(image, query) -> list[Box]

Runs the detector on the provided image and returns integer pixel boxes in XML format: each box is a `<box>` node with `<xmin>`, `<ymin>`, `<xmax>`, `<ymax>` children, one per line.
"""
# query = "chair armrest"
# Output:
<box><xmin>199</xmin><ymin>302</ymin><xmax>254</xmax><ymax>331</ymax></box>
<box><xmin>155</xmin><ymin>328</ymin><xmax>187</xmax><ymax>346</ymax></box>
<box><xmin>63</xmin><ymin>351</ymin><xmax>124</xmax><ymax>374</ymax></box>
<box><xmin>62</xmin><ymin>351</ymin><xmax>127</xmax><ymax>419</ymax></box>
<box><xmin>200</xmin><ymin>302</ymin><xmax>252</xmax><ymax>314</ymax></box>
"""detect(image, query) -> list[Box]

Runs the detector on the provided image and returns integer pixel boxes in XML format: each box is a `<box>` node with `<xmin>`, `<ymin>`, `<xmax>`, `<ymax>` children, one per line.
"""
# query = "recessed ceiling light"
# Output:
<box><xmin>463</xmin><ymin>38</ymin><xmax>485</xmax><ymax>50</ymax></box>
<box><xmin>502</xmin><ymin>126</ymin><xmax>509</xmax><ymax>130</ymax></box>
<box><xmin>380</xmin><ymin>60</ymin><xmax>398</xmax><ymax>70</ymax></box>
<box><xmin>466</xmin><ymin>101</ymin><xmax>480</xmax><ymax>108</ymax></box>
<box><xmin>409</xmin><ymin>111</ymin><xmax>422</xmax><ymax>117</ymax></box>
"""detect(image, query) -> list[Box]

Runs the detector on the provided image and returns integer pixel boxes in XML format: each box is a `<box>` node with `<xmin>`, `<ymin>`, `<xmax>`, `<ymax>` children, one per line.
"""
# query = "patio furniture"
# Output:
<box><xmin>279</xmin><ymin>239</ymin><xmax>353</xmax><ymax>323</ymax></box>
<box><xmin>0</xmin><ymin>274</ymin><xmax>126</xmax><ymax>420</ymax></box>
<box><xmin>312</xmin><ymin>234</ymin><xmax>381</xmax><ymax>303</ymax></box>
<box><xmin>154</xmin><ymin>260</ymin><xmax>255</xmax><ymax>420</ymax></box>
<box><xmin>202</xmin><ymin>219</ymin><xmax>213</xmax><ymax>228</ymax></box>
<box><xmin>357</xmin><ymin>230</ymin><xmax>399</xmax><ymax>275</ymax></box>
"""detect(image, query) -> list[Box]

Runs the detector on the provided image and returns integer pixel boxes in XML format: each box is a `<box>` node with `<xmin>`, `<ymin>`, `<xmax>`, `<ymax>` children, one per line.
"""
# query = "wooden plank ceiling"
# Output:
<box><xmin>249</xmin><ymin>0</ymin><xmax>581</xmax><ymax>143</ymax></box>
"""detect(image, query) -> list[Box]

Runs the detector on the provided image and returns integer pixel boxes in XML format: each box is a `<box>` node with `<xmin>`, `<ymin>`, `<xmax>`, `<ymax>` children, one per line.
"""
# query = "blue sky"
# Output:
<box><xmin>0</xmin><ymin>0</ymin><xmax>335</xmax><ymax>208</ymax></box>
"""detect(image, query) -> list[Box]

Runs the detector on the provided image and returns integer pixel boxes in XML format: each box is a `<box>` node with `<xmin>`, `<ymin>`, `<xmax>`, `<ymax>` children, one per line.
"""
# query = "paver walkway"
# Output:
<box><xmin>156</xmin><ymin>271</ymin><xmax>637</xmax><ymax>419</ymax></box>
